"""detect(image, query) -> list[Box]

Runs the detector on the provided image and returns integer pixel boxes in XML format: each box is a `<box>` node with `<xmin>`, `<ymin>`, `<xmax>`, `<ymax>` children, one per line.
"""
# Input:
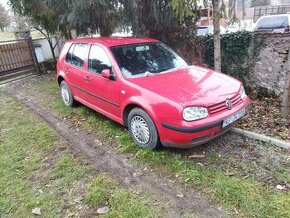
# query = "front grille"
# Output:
<box><xmin>208</xmin><ymin>94</ymin><xmax>242</xmax><ymax>115</ymax></box>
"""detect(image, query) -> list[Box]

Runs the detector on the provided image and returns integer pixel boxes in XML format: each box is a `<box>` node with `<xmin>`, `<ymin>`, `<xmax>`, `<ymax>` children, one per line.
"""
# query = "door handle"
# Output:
<box><xmin>64</xmin><ymin>68</ymin><xmax>69</xmax><ymax>73</ymax></box>
<box><xmin>84</xmin><ymin>76</ymin><xmax>90</xmax><ymax>81</ymax></box>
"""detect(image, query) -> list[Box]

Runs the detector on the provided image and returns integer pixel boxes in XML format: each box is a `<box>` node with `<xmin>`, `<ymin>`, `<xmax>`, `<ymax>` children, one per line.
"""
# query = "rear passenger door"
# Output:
<box><xmin>65</xmin><ymin>43</ymin><xmax>89</xmax><ymax>101</ymax></box>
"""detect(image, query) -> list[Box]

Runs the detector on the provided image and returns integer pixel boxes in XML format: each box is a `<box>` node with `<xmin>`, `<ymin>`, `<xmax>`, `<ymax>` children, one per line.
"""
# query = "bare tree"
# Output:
<box><xmin>170</xmin><ymin>0</ymin><xmax>223</xmax><ymax>71</ymax></box>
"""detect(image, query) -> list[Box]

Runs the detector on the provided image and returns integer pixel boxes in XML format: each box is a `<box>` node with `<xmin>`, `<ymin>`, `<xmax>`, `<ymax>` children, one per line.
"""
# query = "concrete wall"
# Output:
<box><xmin>248</xmin><ymin>33</ymin><xmax>290</xmax><ymax>98</ymax></box>
<box><xmin>32</xmin><ymin>37</ymin><xmax>65</xmax><ymax>62</ymax></box>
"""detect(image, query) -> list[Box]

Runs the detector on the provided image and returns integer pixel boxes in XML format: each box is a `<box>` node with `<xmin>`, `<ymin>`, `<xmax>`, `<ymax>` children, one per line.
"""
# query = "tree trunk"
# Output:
<box><xmin>281</xmin><ymin>47</ymin><xmax>290</xmax><ymax>116</ymax></box>
<box><xmin>47</xmin><ymin>38</ymin><xmax>56</xmax><ymax>62</ymax></box>
<box><xmin>34</xmin><ymin>27</ymin><xmax>57</xmax><ymax>62</ymax></box>
<box><xmin>213</xmin><ymin>0</ymin><xmax>221</xmax><ymax>72</ymax></box>
<box><xmin>130</xmin><ymin>0</ymin><xmax>142</xmax><ymax>36</ymax></box>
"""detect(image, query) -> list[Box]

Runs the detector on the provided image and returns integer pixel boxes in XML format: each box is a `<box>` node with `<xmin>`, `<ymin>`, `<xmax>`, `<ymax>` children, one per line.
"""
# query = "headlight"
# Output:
<box><xmin>240</xmin><ymin>86</ymin><xmax>246</xmax><ymax>100</ymax></box>
<box><xmin>183</xmin><ymin>107</ymin><xmax>208</xmax><ymax>121</ymax></box>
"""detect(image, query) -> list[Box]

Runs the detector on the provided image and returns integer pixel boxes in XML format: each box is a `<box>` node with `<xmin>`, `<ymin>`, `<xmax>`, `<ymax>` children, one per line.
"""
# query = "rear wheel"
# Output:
<box><xmin>128</xmin><ymin>108</ymin><xmax>161</xmax><ymax>149</ymax></box>
<box><xmin>60</xmin><ymin>81</ymin><xmax>77</xmax><ymax>107</ymax></box>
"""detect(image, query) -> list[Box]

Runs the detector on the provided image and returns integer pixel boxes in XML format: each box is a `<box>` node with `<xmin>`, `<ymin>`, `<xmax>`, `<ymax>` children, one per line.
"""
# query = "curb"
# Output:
<box><xmin>231</xmin><ymin>128</ymin><xmax>290</xmax><ymax>150</ymax></box>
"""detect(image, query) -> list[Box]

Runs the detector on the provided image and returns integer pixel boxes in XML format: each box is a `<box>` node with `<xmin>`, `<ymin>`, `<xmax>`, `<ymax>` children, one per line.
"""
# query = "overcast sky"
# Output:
<box><xmin>0</xmin><ymin>0</ymin><xmax>9</xmax><ymax>9</ymax></box>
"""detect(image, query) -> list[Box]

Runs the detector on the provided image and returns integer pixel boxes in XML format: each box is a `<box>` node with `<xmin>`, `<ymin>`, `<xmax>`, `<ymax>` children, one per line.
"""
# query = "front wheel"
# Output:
<box><xmin>128</xmin><ymin>108</ymin><xmax>161</xmax><ymax>150</ymax></box>
<box><xmin>60</xmin><ymin>81</ymin><xmax>77</xmax><ymax>107</ymax></box>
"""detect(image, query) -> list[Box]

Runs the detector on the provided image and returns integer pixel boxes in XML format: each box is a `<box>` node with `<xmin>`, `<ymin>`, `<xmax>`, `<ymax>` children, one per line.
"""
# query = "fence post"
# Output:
<box><xmin>27</xmin><ymin>37</ymin><xmax>40</xmax><ymax>75</ymax></box>
<box><xmin>281</xmin><ymin>47</ymin><xmax>290</xmax><ymax>117</ymax></box>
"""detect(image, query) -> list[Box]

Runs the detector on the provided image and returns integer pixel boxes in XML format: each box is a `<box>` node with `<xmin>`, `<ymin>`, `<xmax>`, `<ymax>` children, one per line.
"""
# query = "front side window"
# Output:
<box><xmin>66</xmin><ymin>43</ymin><xmax>87</xmax><ymax>68</ymax></box>
<box><xmin>88</xmin><ymin>45</ymin><xmax>112</xmax><ymax>74</ymax></box>
<box><xmin>111</xmin><ymin>42</ymin><xmax>188</xmax><ymax>78</ymax></box>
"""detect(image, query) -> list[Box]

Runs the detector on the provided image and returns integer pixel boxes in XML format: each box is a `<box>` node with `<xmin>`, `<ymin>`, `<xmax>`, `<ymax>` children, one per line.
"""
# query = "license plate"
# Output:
<box><xmin>222</xmin><ymin>108</ymin><xmax>246</xmax><ymax>128</ymax></box>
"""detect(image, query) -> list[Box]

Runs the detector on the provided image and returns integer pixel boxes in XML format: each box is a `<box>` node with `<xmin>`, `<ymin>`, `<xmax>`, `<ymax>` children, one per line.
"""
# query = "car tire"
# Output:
<box><xmin>128</xmin><ymin>108</ymin><xmax>161</xmax><ymax>150</ymax></box>
<box><xmin>60</xmin><ymin>81</ymin><xmax>77</xmax><ymax>107</ymax></box>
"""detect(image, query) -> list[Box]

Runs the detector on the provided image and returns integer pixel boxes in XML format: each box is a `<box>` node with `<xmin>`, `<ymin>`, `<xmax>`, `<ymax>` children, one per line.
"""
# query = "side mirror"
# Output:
<box><xmin>101</xmin><ymin>69</ymin><xmax>111</xmax><ymax>79</ymax></box>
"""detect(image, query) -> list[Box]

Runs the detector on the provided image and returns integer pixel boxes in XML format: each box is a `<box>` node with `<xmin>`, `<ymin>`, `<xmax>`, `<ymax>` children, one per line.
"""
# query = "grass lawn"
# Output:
<box><xmin>0</xmin><ymin>31</ymin><xmax>15</xmax><ymax>41</ymax></box>
<box><xmin>21</xmin><ymin>75</ymin><xmax>290</xmax><ymax>218</ymax></box>
<box><xmin>0</xmin><ymin>31</ymin><xmax>46</xmax><ymax>41</ymax></box>
<box><xmin>0</xmin><ymin>92</ymin><xmax>162</xmax><ymax>217</ymax></box>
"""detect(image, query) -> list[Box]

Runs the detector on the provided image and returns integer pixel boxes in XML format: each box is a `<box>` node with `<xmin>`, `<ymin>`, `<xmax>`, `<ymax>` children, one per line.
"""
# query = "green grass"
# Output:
<box><xmin>31</xmin><ymin>30</ymin><xmax>46</xmax><ymax>39</ymax></box>
<box><xmin>0</xmin><ymin>94</ymin><xmax>60</xmax><ymax>217</ymax></box>
<box><xmin>85</xmin><ymin>174</ymin><xmax>117</xmax><ymax>206</ymax></box>
<box><xmin>0</xmin><ymin>30</ymin><xmax>47</xmax><ymax>41</ymax></box>
<box><xmin>0</xmin><ymin>93</ymin><xmax>95</xmax><ymax>217</ymax></box>
<box><xmin>105</xmin><ymin>189</ymin><xmax>159</xmax><ymax>218</ymax></box>
<box><xmin>27</xmin><ymin>78</ymin><xmax>290</xmax><ymax>217</ymax></box>
<box><xmin>0</xmin><ymin>93</ymin><xmax>162</xmax><ymax>217</ymax></box>
<box><xmin>0</xmin><ymin>31</ymin><xmax>15</xmax><ymax>40</ymax></box>
<box><xmin>86</xmin><ymin>174</ymin><xmax>161</xmax><ymax>218</ymax></box>
<box><xmin>50</xmin><ymin>153</ymin><xmax>90</xmax><ymax>188</ymax></box>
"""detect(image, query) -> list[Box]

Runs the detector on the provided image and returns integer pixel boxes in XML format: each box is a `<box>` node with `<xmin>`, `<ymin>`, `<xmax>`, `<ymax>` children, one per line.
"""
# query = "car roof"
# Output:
<box><xmin>197</xmin><ymin>26</ymin><xmax>210</xmax><ymax>28</ymax></box>
<box><xmin>260</xmin><ymin>14</ymin><xmax>290</xmax><ymax>18</ymax></box>
<box><xmin>66</xmin><ymin>37</ymin><xmax>159</xmax><ymax>47</ymax></box>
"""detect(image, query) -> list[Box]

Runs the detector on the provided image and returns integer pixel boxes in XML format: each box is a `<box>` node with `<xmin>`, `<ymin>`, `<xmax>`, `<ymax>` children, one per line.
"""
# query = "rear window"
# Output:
<box><xmin>256</xmin><ymin>16</ymin><xmax>289</xmax><ymax>30</ymax></box>
<box><xmin>66</xmin><ymin>43</ymin><xmax>88</xmax><ymax>68</ymax></box>
<box><xmin>197</xmin><ymin>27</ymin><xmax>209</xmax><ymax>36</ymax></box>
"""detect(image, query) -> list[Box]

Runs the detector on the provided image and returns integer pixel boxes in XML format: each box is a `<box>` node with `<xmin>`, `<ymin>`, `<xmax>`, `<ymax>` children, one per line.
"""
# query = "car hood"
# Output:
<box><xmin>127</xmin><ymin>66</ymin><xmax>241</xmax><ymax>107</ymax></box>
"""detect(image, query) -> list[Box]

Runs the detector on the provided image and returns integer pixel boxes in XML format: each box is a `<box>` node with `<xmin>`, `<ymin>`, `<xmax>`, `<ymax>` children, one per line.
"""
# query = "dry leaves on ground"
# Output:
<box><xmin>238</xmin><ymin>92</ymin><xmax>290</xmax><ymax>141</ymax></box>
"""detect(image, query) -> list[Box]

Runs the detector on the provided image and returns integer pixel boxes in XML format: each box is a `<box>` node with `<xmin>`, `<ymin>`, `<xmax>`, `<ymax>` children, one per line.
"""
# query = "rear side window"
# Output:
<box><xmin>256</xmin><ymin>16</ymin><xmax>289</xmax><ymax>30</ymax></box>
<box><xmin>65</xmin><ymin>44</ymin><xmax>75</xmax><ymax>63</ymax></box>
<box><xmin>88</xmin><ymin>45</ymin><xmax>112</xmax><ymax>74</ymax></box>
<box><xmin>66</xmin><ymin>43</ymin><xmax>88</xmax><ymax>68</ymax></box>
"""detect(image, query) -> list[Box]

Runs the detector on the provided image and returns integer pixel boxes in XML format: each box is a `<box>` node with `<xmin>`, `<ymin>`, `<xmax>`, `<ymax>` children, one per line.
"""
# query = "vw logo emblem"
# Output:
<box><xmin>226</xmin><ymin>99</ymin><xmax>233</xmax><ymax>110</ymax></box>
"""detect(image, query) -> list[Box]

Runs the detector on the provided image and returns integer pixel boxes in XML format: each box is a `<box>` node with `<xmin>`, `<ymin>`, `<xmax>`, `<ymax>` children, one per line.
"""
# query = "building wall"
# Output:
<box><xmin>32</xmin><ymin>37</ymin><xmax>64</xmax><ymax>62</ymax></box>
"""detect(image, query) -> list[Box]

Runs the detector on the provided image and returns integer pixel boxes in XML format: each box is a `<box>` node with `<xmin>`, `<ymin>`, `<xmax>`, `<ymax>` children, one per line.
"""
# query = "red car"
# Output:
<box><xmin>57</xmin><ymin>37</ymin><xmax>250</xmax><ymax>149</ymax></box>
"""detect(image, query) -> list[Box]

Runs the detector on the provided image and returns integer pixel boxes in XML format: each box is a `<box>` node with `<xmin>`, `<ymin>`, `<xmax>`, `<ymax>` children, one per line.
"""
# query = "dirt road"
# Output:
<box><xmin>1</xmin><ymin>77</ymin><xmax>227</xmax><ymax>218</ymax></box>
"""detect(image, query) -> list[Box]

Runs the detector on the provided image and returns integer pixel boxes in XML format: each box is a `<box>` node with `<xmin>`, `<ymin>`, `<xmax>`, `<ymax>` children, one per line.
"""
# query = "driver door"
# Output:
<box><xmin>84</xmin><ymin>44</ymin><xmax>121</xmax><ymax>121</ymax></box>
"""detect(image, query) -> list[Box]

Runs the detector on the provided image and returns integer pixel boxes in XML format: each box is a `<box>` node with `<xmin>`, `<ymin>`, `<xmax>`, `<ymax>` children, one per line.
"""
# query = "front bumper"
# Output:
<box><xmin>162</xmin><ymin>121</ymin><xmax>237</xmax><ymax>148</ymax></box>
<box><xmin>159</xmin><ymin>97</ymin><xmax>250</xmax><ymax>148</ymax></box>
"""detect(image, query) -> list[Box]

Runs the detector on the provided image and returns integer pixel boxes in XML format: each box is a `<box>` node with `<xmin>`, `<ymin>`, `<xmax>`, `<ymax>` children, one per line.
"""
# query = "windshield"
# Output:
<box><xmin>256</xmin><ymin>16</ymin><xmax>289</xmax><ymax>29</ymax></box>
<box><xmin>111</xmin><ymin>42</ymin><xmax>188</xmax><ymax>77</ymax></box>
<box><xmin>197</xmin><ymin>27</ymin><xmax>209</xmax><ymax>36</ymax></box>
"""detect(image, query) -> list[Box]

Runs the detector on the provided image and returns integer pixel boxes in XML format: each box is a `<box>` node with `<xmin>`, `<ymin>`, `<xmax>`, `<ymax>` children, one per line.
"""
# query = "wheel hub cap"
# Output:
<box><xmin>131</xmin><ymin>116</ymin><xmax>150</xmax><ymax>144</ymax></box>
<box><xmin>61</xmin><ymin>86</ymin><xmax>70</xmax><ymax>105</ymax></box>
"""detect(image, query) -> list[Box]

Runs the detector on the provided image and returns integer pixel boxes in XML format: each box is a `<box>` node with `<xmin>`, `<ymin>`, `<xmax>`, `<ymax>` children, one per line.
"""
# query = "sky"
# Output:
<box><xmin>0</xmin><ymin>0</ymin><xmax>9</xmax><ymax>9</ymax></box>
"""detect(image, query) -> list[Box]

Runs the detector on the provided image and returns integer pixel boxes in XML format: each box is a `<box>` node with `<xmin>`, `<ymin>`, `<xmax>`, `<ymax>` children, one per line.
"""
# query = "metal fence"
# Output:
<box><xmin>254</xmin><ymin>4</ymin><xmax>290</xmax><ymax>22</ymax></box>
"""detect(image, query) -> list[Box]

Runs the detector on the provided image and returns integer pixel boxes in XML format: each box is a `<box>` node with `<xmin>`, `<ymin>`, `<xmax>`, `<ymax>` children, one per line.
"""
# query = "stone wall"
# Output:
<box><xmin>248</xmin><ymin>33</ymin><xmax>290</xmax><ymax>97</ymax></box>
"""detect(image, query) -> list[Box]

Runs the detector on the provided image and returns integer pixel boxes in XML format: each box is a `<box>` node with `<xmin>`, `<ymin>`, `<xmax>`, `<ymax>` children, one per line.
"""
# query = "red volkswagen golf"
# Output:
<box><xmin>57</xmin><ymin>37</ymin><xmax>250</xmax><ymax>149</ymax></box>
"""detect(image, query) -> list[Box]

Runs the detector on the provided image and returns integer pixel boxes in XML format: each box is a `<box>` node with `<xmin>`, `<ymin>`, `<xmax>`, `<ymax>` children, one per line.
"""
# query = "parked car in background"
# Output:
<box><xmin>254</xmin><ymin>14</ymin><xmax>290</xmax><ymax>33</ymax></box>
<box><xmin>197</xmin><ymin>25</ymin><xmax>226</xmax><ymax>36</ymax></box>
<box><xmin>57</xmin><ymin>37</ymin><xmax>250</xmax><ymax>149</ymax></box>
